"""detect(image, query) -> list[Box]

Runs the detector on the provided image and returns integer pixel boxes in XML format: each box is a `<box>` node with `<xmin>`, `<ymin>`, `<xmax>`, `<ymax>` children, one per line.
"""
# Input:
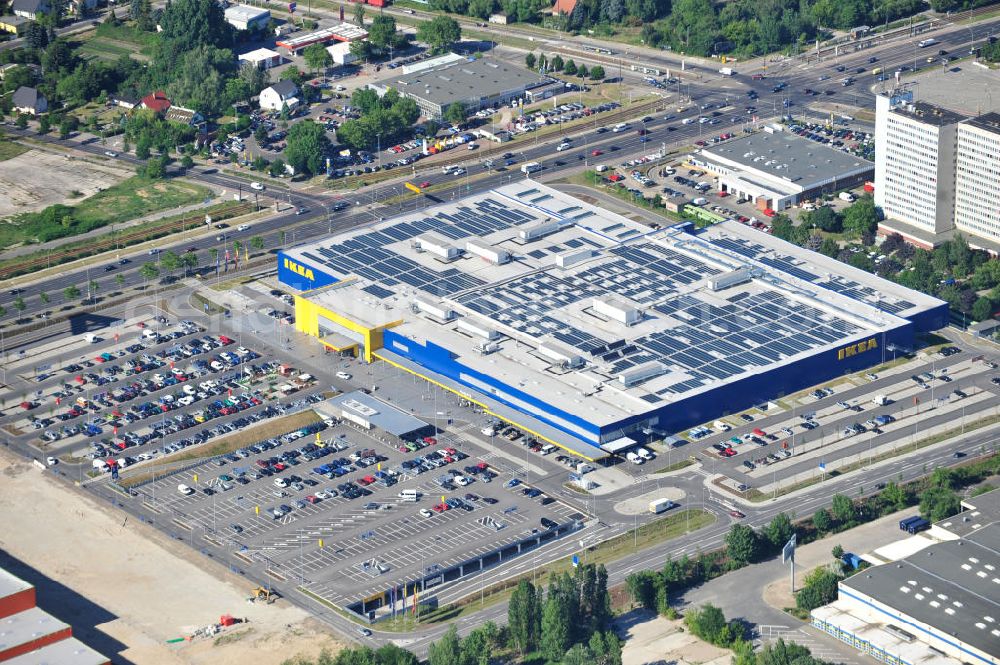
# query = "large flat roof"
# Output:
<box><xmin>0</xmin><ymin>568</ymin><xmax>31</xmax><ymax>601</ymax></box>
<box><xmin>328</xmin><ymin>390</ymin><xmax>429</xmax><ymax>437</ymax></box>
<box><xmin>288</xmin><ymin>183</ymin><xmax>942</xmax><ymax>431</ymax></box>
<box><xmin>937</xmin><ymin>489</ymin><xmax>1000</xmax><ymax>538</ymax></box>
<box><xmin>224</xmin><ymin>4</ymin><xmax>269</xmax><ymax>20</ymax></box>
<box><xmin>375</xmin><ymin>58</ymin><xmax>546</xmax><ymax>108</ymax></box>
<box><xmin>891</xmin><ymin>100</ymin><xmax>967</xmax><ymax>127</ymax></box>
<box><xmin>4</xmin><ymin>637</ymin><xmax>109</xmax><ymax>665</ymax></box>
<box><xmin>840</xmin><ymin>525</ymin><xmax>1000</xmax><ymax>660</ymax></box>
<box><xmin>698</xmin><ymin>129</ymin><xmax>874</xmax><ymax>192</ymax></box>
<box><xmin>0</xmin><ymin>606</ymin><xmax>69</xmax><ymax>651</ymax></box>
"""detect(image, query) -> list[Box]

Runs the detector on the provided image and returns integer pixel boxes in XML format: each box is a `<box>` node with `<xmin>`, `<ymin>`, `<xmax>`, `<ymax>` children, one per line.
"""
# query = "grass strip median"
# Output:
<box><xmin>117</xmin><ymin>409</ymin><xmax>322</xmax><ymax>488</ymax></box>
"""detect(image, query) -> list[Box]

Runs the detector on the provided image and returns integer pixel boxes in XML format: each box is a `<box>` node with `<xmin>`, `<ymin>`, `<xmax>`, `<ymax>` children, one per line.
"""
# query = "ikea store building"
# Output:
<box><xmin>277</xmin><ymin>183</ymin><xmax>947</xmax><ymax>460</ymax></box>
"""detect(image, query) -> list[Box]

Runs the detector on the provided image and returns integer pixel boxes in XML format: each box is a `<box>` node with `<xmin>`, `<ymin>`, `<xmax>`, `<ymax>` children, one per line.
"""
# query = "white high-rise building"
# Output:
<box><xmin>955</xmin><ymin>112</ymin><xmax>1000</xmax><ymax>244</ymax></box>
<box><xmin>875</xmin><ymin>93</ymin><xmax>965</xmax><ymax>248</ymax></box>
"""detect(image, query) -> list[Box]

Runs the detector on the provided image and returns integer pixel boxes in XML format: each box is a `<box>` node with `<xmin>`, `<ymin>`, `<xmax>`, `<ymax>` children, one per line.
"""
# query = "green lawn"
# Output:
<box><xmin>0</xmin><ymin>176</ymin><xmax>212</xmax><ymax>247</ymax></box>
<box><xmin>0</xmin><ymin>140</ymin><xmax>29</xmax><ymax>162</ymax></box>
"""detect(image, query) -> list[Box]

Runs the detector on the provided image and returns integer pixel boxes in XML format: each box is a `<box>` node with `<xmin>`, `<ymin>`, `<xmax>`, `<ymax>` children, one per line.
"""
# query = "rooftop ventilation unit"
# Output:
<box><xmin>593</xmin><ymin>297</ymin><xmax>642</xmax><ymax>325</ymax></box>
<box><xmin>619</xmin><ymin>361</ymin><xmax>667</xmax><ymax>388</ymax></box>
<box><xmin>708</xmin><ymin>266</ymin><xmax>754</xmax><ymax>291</ymax></box>
<box><xmin>538</xmin><ymin>340</ymin><xmax>585</xmax><ymax>369</ymax></box>
<box><xmin>412</xmin><ymin>297</ymin><xmax>455</xmax><ymax>321</ymax></box>
<box><xmin>414</xmin><ymin>233</ymin><xmax>462</xmax><ymax>261</ymax></box>
<box><xmin>465</xmin><ymin>239</ymin><xmax>510</xmax><ymax>264</ymax></box>
<box><xmin>556</xmin><ymin>248</ymin><xmax>593</xmax><ymax>268</ymax></box>
<box><xmin>519</xmin><ymin>219</ymin><xmax>562</xmax><ymax>241</ymax></box>
<box><xmin>456</xmin><ymin>318</ymin><xmax>500</xmax><ymax>340</ymax></box>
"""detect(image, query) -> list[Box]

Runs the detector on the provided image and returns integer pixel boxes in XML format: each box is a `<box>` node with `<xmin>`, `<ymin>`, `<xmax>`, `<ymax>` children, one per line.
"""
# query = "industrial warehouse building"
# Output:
<box><xmin>0</xmin><ymin>566</ymin><xmax>109</xmax><ymax>664</ymax></box>
<box><xmin>811</xmin><ymin>489</ymin><xmax>999</xmax><ymax>665</ymax></box>
<box><xmin>275</xmin><ymin>22</ymin><xmax>367</xmax><ymax>55</ymax></box>
<box><xmin>223</xmin><ymin>4</ymin><xmax>270</xmax><ymax>31</ymax></box>
<box><xmin>692</xmin><ymin>127</ymin><xmax>875</xmax><ymax>212</ymax></box>
<box><xmin>277</xmin><ymin>183</ymin><xmax>946</xmax><ymax>459</ymax></box>
<box><xmin>367</xmin><ymin>57</ymin><xmax>551</xmax><ymax>119</ymax></box>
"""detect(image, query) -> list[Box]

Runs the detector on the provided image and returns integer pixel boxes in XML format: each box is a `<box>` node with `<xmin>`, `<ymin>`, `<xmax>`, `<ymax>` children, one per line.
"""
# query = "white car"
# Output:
<box><xmin>336</xmin><ymin>371</ymin><xmax>352</xmax><ymax>380</ymax></box>
<box><xmin>454</xmin><ymin>475</ymin><xmax>470</xmax><ymax>486</ymax></box>
<box><xmin>419</xmin><ymin>508</ymin><xmax>433</xmax><ymax>518</ymax></box>
<box><xmin>46</xmin><ymin>456</ymin><xmax>57</xmax><ymax>466</ymax></box>
<box><xmin>237</xmin><ymin>224</ymin><xmax>250</xmax><ymax>232</ymax></box>
<box><xmin>104</xmin><ymin>150</ymin><xmax>117</xmax><ymax>157</ymax></box>
<box><xmin>250</xmin><ymin>182</ymin><xmax>264</xmax><ymax>191</ymax></box>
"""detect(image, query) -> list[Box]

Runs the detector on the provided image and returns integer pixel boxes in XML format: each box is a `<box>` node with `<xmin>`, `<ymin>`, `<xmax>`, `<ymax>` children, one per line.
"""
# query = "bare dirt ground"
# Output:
<box><xmin>0</xmin><ymin>148</ymin><xmax>131</xmax><ymax>217</ymax></box>
<box><xmin>617</xmin><ymin>609</ymin><xmax>730</xmax><ymax>665</ymax></box>
<box><xmin>0</xmin><ymin>450</ymin><xmax>345</xmax><ymax>665</ymax></box>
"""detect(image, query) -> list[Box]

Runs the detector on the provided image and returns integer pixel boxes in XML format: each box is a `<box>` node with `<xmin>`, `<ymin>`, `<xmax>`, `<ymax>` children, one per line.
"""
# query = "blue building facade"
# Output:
<box><xmin>276</xmin><ymin>250</ymin><xmax>340</xmax><ymax>292</ymax></box>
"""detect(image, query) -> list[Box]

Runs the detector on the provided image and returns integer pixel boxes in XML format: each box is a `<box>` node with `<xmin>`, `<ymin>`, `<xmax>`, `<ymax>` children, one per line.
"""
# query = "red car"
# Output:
<box><xmin>444</xmin><ymin>447</ymin><xmax>457</xmax><ymax>456</ymax></box>
<box><xmin>608</xmin><ymin>174</ymin><xmax>624</xmax><ymax>182</ymax></box>
<box><xmin>359</xmin><ymin>475</ymin><xmax>376</xmax><ymax>486</ymax></box>
<box><xmin>273</xmin><ymin>462</ymin><xmax>287</xmax><ymax>471</ymax></box>
<box><xmin>432</xmin><ymin>503</ymin><xmax>449</xmax><ymax>513</ymax></box>
<box><xmin>419</xmin><ymin>181</ymin><xmax>431</xmax><ymax>189</ymax></box>
<box><xmin>730</xmin><ymin>510</ymin><xmax>745</xmax><ymax>519</ymax></box>
<box><xmin>305</xmin><ymin>495</ymin><xmax>319</xmax><ymax>504</ymax></box>
<box><xmin>591</xmin><ymin>149</ymin><xmax>603</xmax><ymax>156</ymax></box>
<box><xmin>423</xmin><ymin>436</ymin><xmax>437</xmax><ymax>445</ymax></box>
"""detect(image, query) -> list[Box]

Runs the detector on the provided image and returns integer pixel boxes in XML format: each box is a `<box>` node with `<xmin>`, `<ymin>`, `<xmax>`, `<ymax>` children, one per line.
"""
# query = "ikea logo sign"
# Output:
<box><xmin>283</xmin><ymin>258</ymin><xmax>314</xmax><ymax>281</ymax></box>
<box><xmin>838</xmin><ymin>338</ymin><xmax>877</xmax><ymax>360</ymax></box>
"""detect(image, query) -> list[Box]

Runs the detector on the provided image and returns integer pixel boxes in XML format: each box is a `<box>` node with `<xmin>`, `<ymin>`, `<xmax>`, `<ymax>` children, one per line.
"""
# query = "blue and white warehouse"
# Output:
<box><xmin>279</xmin><ymin>183</ymin><xmax>948</xmax><ymax>460</ymax></box>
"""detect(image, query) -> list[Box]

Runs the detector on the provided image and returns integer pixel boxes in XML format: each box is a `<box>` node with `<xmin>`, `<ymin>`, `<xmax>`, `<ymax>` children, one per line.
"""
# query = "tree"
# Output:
<box><xmin>809</xmin><ymin>205</ymin><xmax>841</xmax><ymax>232</ymax></box>
<box><xmin>589</xmin><ymin>630</ymin><xmax>623</xmax><ymax>665</ymax></box>
<box><xmin>725</xmin><ymin>523</ymin><xmax>760</xmax><ymax>565</ymax></box>
<box><xmin>38</xmin><ymin>115</ymin><xmax>50</xmax><ymax>134</ymax></box>
<box><xmin>139</xmin><ymin>262</ymin><xmax>159</xmax><ymax>282</ymax></box>
<box><xmin>551</xmin><ymin>54</ymin><xmax>565</xmax><ymax>71</ymax></box>
<box><xmin>158</xmin><ymin>0</ymin><xmax>232</xmax><ymax>48</ymax></box>
<box><xmin>63</xmin><ymin>285</ymin><xmax>80</xmax><ymax>301</ymax></box>
<box><xmin>353</xmin><ymin>1</ymin><xmax>366</xmax><ymax>27</ymax></box>
<box><xmin>368</xmin><ymin>14</ymin><xmax>399</xmax><ymax>49</ymax></box>
<box><xmin>540</xmin><ymin>581</ymin><xmax>574</xmax><ymax>661</ymax></box>
<box><xmin>179</xmin><ymin>252</ymin><xmax>197</xmax><ymax>275</ymax></box>
<box><xmin>684</xmin><ymin>604</ymin><xmax>727</xmax><ymax>644</ymax></box>
<box><xmin>972</xmin><ymin>296</ymin><xmax>994</xmax><ymax>321</ymax></box>
<box><xmin>417</xmin><ymin>16</ymin><xmax>461</xmax><ymax>54</ymax></box>
<box><xmin>12</xmin><ymin>297</ymin><xmax>25</xmax><ymax>314</ymax></box>
<box><xmin>563</xmin><ymin>59</ymin><xmax>578</xmax><ymax>75</ymax></box>
<box><xmin>525</xmin><ymin>52</ymin><xmax>536</xmax><ymax>69</ymax></box>
<box><xmin>427</xmin><ymin>625</ymin><xmax>462</xmax><ymax>665</ymax></box>
<box><xmin>39</xmin><ymin>291</ymin><xmax>49</xmax><ymax>304</ymax></box>
<box><xmin>563</xmin><ymin>644</ymin><xmax>595</xmax><ymax>665</ymax></box>
<box><xmin>285</xmin><ymin>120</ymin><xmax>332</xmax><ymax>177</ymax></box>
<box><xmin>626</xmin><ymin>570</ymin><xmax>658</xmax><ymax>611</ymax></box>
<box><xmin>303</xmin><ymin>42</ymin><xmax>333</xmax><ymax>74</ymax></box>
<box><xmin>578</xmin><ymin>64</ymin><xmax>589</xmax><ymax>79</ymax></box>
<box><xmin>0</xmin><ymin>305</ymin><xmax>6</xmax><ymax>318</ymax></box>
<box><xmin>812</xmin><ymin>508</ymin><xmax>832</xmax><ymax>533</ymax></box>
<box><xmin>795</xmin><ymin>567</ymin><xmax>841</xmax><ymax>611</ymax></box>
<box><xmin>590</xmin><ymin>64</ymin><xmax>605</xmax><ymax>80</ymax></box>
<box><xmin>842</xmin><ymin>194</ymin><xmax>878</xmax><ymax>237</ymax></box>
<box><xmin>818</xmin><ymin>237</ymin><xmax>840</xmax><ymax>258</ymax></box>
<box><xmin>250</xmin><ymin>235</ymin><xmax>265</xmax><ymax>252</ymax></box>
<box><xmin>268</xmin><ymin>159</ymin><xmax>286</xmax><ymax>178</ymax></box>
<box><xmin>879</xmin><ymin>481</ymin><xmax>908</xmax><ymax>512</ymax></box>
<box><xmin>88</xmin><ymin>280</ymin><xmax>99</xmax><ymax>301</ymax></box>
<box><xmin>830</xmin><ymin>494</ymin><xmax>854</xmax><ymax>525</ymax></box>
<box><xmin>765</xmin><ymin>513</ymin><xmax>794</xmax><ymax>551</ymax></box>
<box><xmin>508</xmin><ymin>580</ymin><xmax>540</xmax><ymax>655</ymax></box>
<box><xmin>374</xmin><ymin>643</ymin><xmax>419</xmax><ymax>665</ymax></box>
<box><xmin>15</xmin><ymin>114</ymin><xmax>27</xmax><ymax>130</ymax></box>
<box><xmin>831</xmin><ymin>544</ymin><xmax>844</xmax><ymax>561</ymax></box>
<box><xmin>919</xmin><ymin>486</ymin><xmax>962</xmax><ymax>522</ymax></box>
<box><xmin>443</xmin><ymin>101</ymin><xmax>467</xmax><ymax>127</ymax></box>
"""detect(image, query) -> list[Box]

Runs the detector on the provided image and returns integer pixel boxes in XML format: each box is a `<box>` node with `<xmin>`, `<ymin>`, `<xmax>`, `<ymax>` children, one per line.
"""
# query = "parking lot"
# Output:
<box><xmin>8</xmin><ymin>316</ymin><xmax>325</xmax><ymax>473</ymax></box>
<box><xmin>124</xmin><ymin>397</ymin><xmax>589</xmax><ymax>618</ymax></box>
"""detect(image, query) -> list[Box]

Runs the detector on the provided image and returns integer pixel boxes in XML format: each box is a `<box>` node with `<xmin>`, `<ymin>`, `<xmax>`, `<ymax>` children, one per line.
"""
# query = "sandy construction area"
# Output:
<box><xmin>0</xmin><ymin>148</ymin><xmax>131</xmax><ymax>218</ymax></box>
<box><xmin>0</xmin><ymin>450</ymin><xmax>345</xmax><ymax>665</ymax></box>
<box><xmin>618</xmin><ymin>609</ymin><xmax>730</xmax><ymax>665</ymax></box>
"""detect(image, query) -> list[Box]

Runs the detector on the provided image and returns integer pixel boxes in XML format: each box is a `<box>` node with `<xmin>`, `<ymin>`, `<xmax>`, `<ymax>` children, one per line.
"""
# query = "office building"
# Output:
<box><xmin>875</xmin><ymin>93</ymin><xmax>966</xmax><ymax>248</ymax></box>
<box><xmin>368</xmin><ymin>58</ymin><xmax>551</xmax><ymax>119</ymax></box>
<box><xmin>955</xmin><ymin>112</ymin><xmax>1000</xmax><ymax>246</ymax></box>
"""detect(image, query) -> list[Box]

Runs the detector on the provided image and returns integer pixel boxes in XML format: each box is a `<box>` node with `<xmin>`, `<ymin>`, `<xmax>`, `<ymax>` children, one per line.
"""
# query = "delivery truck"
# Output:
<box><xmin>719</xmin><ymin>67</ymin><xmax>735</xmax><ymax>76</ymax></box>
<box><xmin>649</xmin><ymin>498</ymin><xmax>676</xmax><ymax>514</ymax></box>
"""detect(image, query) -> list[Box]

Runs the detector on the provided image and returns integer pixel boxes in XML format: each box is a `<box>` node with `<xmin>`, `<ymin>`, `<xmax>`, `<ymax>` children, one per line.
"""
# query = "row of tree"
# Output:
<box><xmin>525</xmin><ymin>52</ymin><xmax>606</xmax><ymax>80</ymax></box>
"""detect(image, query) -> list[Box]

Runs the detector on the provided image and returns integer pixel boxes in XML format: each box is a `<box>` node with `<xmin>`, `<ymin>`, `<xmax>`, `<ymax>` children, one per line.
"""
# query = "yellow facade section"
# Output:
<box><xmin>294</xmin><ymin>294</ymin><xmax>400</xmax><ymax>363</ymax></box>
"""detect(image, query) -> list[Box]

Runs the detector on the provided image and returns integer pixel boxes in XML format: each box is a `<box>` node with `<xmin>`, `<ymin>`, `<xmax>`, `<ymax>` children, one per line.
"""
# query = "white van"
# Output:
<box><xmin>713</xmin><ymin>420</ymin><xmax>731</xmax><ymax>432</ymax></box>
<box><xmin>481</xmin><ymin>425</ymin><xmax>497</xmax><ymax>436</ymax></box>
<box><xmin>141</xmin><ymin>328</ymin><xmax>158</xmax><ymax>339</ymax></box>
<box><xmin>92</xmin><ymin>459</ymin><xmax>109</xmax><ymax>473</ymax></box>
<box><xmin>636</xmin><ymin>447</ymin><xmax>654</xmax><ymax>460</ymax></box>
<box><xmin>626</xmin><ymin>451</ymin><xmax>644</xmax><ymax>465</ymax></box>
<box><xmin>612</xmin><ymin>122</ymin><xmax>629</xmax><ymax>133</ymax></box>
<box><xmin>398</xmin><ymin>489</ymin><xmax>420</xmax><ymax>502</ymax></box>
<box><xmin>539</xmin><ymin>444</ymin><xmax>556</xmax><ymax>455</ymax></box>
<box><xmin>177</xmin><ymin>484</ymin><xmax>195</xmax><ymax>496</ymax></box>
